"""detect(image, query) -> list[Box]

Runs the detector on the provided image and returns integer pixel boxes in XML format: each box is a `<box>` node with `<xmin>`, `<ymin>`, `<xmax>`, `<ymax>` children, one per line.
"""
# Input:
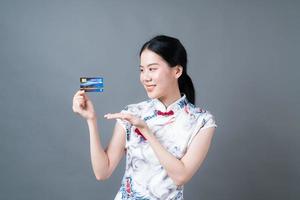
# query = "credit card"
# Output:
<box><xmin>80</xmin><ymin>77</ymin><xmax>104</xmax><ymax>92</ymax></box>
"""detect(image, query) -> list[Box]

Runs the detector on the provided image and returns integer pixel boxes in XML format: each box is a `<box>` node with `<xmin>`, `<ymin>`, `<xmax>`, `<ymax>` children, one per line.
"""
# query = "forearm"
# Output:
<box><xmin>141</xmin><ymin>128</ymin><xmax>187</xmax><ymax>186</ymax></box>
<box><xmin>87</xmin><ymin>117</ymin><xmax>109</xmax><ymax>180</ymax></box>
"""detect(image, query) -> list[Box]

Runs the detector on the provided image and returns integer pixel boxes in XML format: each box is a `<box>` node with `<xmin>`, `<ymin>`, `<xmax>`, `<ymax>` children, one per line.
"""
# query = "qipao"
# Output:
<box><xmin>114</xmin><ymin>94</ymin><xmax>217</xmax><ymax>200</ymax></box>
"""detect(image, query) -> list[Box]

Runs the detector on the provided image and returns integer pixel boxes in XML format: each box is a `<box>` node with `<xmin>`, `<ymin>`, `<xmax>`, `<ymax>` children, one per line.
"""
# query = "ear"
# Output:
<box><xmin>173</xmin><ymin>65</ymin><xmax>183</xmax><ymax>79</ymax></box>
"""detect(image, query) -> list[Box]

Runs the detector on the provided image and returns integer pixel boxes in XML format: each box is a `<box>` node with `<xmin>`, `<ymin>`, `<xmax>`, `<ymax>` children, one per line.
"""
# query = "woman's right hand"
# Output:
<box><xmin>72</xmin><ymin>90</ymin><xmax>97</xmax><ymax>120</ymax></box>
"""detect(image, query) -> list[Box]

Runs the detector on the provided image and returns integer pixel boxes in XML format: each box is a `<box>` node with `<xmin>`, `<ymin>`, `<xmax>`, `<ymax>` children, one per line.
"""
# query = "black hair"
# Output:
<box><xmin>139</xmin><ymin>35</ymin><xmax>195</xmax><ymax>104</ymax></box>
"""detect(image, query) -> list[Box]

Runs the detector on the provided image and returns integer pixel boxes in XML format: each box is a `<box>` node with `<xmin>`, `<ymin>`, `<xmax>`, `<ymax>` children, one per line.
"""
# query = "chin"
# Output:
<box><xmin>146</xmin><ymin>91</ymin><xmax>160</xmax><ymax>99</ymax></box>
<box><xmin>146</xmin><ymin>93</ymin><xmax>156</xmax><ymax>99</ymax></box>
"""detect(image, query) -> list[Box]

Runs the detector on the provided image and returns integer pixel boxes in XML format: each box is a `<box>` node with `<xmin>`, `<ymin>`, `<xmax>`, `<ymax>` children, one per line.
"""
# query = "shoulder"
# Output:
<box><xmin>186</xmin><ymin>102</ymin><xmax>217</xmax><ymax>125</ymax></box>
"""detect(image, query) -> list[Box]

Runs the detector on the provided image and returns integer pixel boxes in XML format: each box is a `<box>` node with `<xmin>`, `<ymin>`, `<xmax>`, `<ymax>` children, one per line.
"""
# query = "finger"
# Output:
<box><xmin>74</xmin><ymin>96</ymin><xmax>84</xmax><ymax>101</ymax></box>
<box><xmin>105</xmin><ymin>113</ymin><xmax>134</xmax><ymax>122</ymax></box>
<box><xmin>104</xmin><ymin>113</ymin><xmax>116</xmax><ymax>119</ymax></box>
<box><xmin>73</xmin><ymin>91</ymin><xmax>84</xmax><ymax>101</ymax></box>
<box><xmin>78</xmin><ymin>99</ymin><xmax>85</xmax><ymax>105</ymax></box>
<box><xmin>78</xmin><ymin>90</ymin><xmax>87</xmax><ymax>98</ymax></box>
<box><xmin>104</xmin><ymin>113</ymin><xmax>125</xmax><ymax>119</ymax></box>
<box><xmin>72</xmin><ymin>105</ymin><xmax>78</xmax><ymax>113</ymax></box>
<box><xmin>73</xmin><ymin>98</ymin><xmax>84</xmax><ymax>106</ymax></box>
<box><xmin>76</xmin><ymin>101</ymin><xmax>81</xmax><ymax>108</ymax></box>
<box><xmin>75</xmin><ymin>98</ymin><xmax>85</xmax><ymax>106</ymax></box>
<box><xmin>81</xmin><ymin>92</ymin><xmax>89</xmax><ymax>101</ymax></box>
<box><xmin>75</xmin><ymin>90</ymin><xmax>85</xmax><ymax>96</ymax></box>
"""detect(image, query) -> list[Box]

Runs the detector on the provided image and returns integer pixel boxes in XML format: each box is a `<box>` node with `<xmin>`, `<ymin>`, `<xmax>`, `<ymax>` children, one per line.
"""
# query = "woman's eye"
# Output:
<box><xmin>140</xmin><ymin>68</ymin><xmax>144</xmax><ymax>72</ymax></box>
<box><xmin>149</xmin><ymin>68</ymin><xmax>156</xmax><ymax>71</ymax></box>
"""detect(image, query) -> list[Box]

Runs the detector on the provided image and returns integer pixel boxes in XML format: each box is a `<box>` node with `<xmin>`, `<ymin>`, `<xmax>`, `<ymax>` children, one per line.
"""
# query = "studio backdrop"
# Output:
<box><xmin>0</xmin><ymin>0</ymin><xmax>299</xmax><ymax>199</ymax></box>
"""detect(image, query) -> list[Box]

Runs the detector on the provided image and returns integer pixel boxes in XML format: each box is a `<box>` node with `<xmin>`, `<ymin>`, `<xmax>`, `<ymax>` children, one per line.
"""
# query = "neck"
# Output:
<box><xmin>158</xmin><ymin>88</ymin><xmax>182</xmax><ymax>108</ymax></box>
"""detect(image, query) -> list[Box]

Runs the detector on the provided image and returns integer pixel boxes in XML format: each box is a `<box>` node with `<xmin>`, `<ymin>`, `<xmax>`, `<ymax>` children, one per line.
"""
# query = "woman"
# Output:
<box><xmin>72</xmin><ymin>35</ymin><xmax>217</xmax><ymax>199</ymax></box>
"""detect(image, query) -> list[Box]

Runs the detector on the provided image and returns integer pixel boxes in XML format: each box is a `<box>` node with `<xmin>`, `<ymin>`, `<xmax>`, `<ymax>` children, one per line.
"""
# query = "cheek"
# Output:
<box><xmin>157</xmin><ymin>70</ymin><xmax>172</xmax><ymax>81</ymax></box>
<box><xmin>155</xmin><ymin>73</ymin><xmax>172</xmax><ymax>88</ymax></box>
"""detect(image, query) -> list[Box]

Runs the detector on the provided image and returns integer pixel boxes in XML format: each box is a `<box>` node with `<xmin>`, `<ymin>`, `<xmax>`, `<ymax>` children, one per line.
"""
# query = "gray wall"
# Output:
<box><xmin>1</xmin><ymin>0</ymin><xmax>299</xmax><ymax>199</ymax></box>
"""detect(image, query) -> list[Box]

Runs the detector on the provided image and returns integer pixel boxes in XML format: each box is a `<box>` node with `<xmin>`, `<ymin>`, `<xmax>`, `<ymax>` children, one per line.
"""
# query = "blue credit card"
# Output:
<box><xmin>80</xmin><ymin>77</ymin><xmax>104</xmax><ymax>92</ymax></box>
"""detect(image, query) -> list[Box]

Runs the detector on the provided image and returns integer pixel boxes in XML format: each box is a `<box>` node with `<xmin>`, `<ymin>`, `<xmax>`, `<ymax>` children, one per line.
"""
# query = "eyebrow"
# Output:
<box><xmin>139</xmin><ymin>63</ymin><xmax>159</xmax><ymax>68</ymax></box>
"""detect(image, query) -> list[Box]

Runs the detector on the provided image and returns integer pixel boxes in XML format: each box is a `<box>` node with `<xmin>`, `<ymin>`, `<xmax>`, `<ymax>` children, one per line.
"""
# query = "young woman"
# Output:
<box><xmin>72</xmin><ymin>35</ymin><xmax>217</xmax><ymax>200</ymax></box>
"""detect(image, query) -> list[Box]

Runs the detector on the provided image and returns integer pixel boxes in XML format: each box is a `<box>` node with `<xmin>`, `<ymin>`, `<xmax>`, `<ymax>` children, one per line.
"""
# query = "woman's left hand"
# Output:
<box><xmin>104</xmin><ymin>112</ymin><xmax>149</xmax><ymax>132</ymax></box>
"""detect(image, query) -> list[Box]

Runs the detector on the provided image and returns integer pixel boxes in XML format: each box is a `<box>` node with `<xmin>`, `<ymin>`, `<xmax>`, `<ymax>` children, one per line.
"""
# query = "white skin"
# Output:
<box><xmin>72</xmin><ymin>49</ymin><xmax>216</xmax><ymax>186</ymax></box>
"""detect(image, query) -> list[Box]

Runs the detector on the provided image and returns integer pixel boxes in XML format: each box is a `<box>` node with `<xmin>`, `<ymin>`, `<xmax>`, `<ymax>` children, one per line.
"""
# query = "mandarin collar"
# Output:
<box><xmin>151</xmin><ymin>93</ymin><xmax>188</xmax><ymax>113</ymax></box>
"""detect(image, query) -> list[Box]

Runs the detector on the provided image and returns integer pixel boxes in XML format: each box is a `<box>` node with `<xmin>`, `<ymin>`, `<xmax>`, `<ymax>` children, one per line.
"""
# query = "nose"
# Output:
<box><xmin>141</xmin><ymin>71</ymin><xmax>152</xmax><ymax>82</ymax></box>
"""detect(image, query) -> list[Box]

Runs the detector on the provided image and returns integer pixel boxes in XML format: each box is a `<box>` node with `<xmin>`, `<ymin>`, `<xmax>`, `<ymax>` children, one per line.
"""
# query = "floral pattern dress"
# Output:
<box><xmin>114</xmin><ymin>94</ymin><xmax>217</xmax><ymax>200</ymax></box>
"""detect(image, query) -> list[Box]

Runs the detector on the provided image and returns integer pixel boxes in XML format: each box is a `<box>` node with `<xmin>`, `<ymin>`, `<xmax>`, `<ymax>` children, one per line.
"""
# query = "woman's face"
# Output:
<box><xmin>140</xmin><ymin>49</ymin><xmax>181</xmax><ymax>99</ymax></box>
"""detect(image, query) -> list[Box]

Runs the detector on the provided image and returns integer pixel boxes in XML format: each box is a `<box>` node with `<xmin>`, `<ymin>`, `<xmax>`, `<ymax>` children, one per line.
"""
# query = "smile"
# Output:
<box><xmin>145</xmin><ymin>85</ymin><xmax>156</xmax><ymax>91</ymax></box>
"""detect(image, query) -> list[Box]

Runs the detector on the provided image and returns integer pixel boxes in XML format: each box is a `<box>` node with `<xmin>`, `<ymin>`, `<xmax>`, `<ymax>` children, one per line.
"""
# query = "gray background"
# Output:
<box><xmin>0</xmin><ymin>0</ymin><xmax>299</xmax><ymax>199</ymax></box>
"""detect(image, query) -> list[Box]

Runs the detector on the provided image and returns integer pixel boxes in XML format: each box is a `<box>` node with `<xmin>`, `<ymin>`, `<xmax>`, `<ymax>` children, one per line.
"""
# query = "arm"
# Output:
<box><xmin>141</xmin><ymin>126</ymin><xmax>216</xmax><ymax>186</ymax></box>
<box><xmin>87</xmin><ymin>117</ymin><xmax>125</xmax><ymax>181</ymax></box>
<box><xmin>104</xmin><ymin>112</ymin><xmax>216</xmax><ymax>186</ymax></box>
<box><xmin>72</xmin><ymin>90</ymin><xmax>125</xmax><ymax>181</ymax></box>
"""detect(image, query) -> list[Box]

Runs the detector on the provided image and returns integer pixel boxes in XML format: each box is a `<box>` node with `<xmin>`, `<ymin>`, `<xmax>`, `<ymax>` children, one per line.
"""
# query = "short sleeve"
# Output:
<box><xmin>116</xmin><ymin>105</ymin><xmax>132</xmax><ymax>132</ymax></box>
<box><xmin>187</xmin><ymin>111</ymin><xmax>217</xmax><ymax>147</ymax></box>
<box><xmin>200</xmin><ymin>112</ymin><xmax>217</xmax><ymax>130</ymax></box>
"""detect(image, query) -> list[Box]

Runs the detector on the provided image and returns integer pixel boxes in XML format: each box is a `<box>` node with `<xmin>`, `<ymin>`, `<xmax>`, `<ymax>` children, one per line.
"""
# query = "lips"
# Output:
<box><xmin>145</xmin><ymin>84</ymin><xmax>156</xmax><ymax>91</ymax></box>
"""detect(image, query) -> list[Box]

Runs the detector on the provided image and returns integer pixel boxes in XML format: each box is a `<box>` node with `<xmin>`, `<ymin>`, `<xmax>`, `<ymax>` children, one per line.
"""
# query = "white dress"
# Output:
<box><xmin>114</xmin><ymin>94</ymin><xmax>217</xmax><ymax>200</ymax></box>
